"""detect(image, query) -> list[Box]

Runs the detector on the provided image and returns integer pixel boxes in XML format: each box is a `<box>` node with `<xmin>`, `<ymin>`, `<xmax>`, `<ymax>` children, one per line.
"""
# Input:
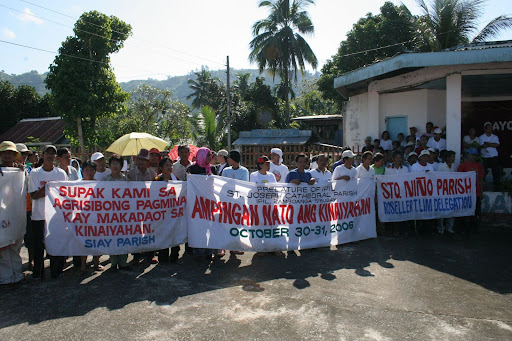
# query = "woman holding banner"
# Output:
<box><xmin>154</xmin><ymin>157</ymin><xmax>180</xmax><ymax>263</ymax></box>
<box><xmin>101</xmin><ymin>155</ymin><xmax>131</xmax><ymax>271</ymax></box>
<box><xmin>187</xmin><ymin>148</ymin><xmax>217</xmax><ymax>261</ymax></box>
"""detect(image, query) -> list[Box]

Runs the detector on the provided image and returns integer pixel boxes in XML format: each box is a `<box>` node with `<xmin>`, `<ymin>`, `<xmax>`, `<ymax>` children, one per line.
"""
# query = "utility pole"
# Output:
<box><xmin>226</xmin><ymin>56</ymin><xmax>231</xmax><ymax>150</ymax></box>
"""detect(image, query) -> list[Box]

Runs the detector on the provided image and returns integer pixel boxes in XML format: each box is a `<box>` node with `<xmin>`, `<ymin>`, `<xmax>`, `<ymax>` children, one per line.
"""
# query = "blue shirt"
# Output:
<box><xmin>285</xmin><ymin>168</ymin><xmax>312</xmax><ymax>183</ymax></box>
<box><xmin>221</xmin><ymin>166</ymin><xmax>249</xmax><ymax>181</ymax></box>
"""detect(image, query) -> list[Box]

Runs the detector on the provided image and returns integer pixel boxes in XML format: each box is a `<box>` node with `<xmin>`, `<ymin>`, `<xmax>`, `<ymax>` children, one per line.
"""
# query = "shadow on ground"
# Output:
<box><xmin>1</xmin><ymin>219</ymin><xmax>511</xmax><ymax>329</ymax></box>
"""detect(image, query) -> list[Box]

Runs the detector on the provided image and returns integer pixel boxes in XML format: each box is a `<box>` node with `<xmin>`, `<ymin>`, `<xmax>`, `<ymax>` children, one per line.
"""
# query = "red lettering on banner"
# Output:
<box><xmin>192</xmin><ymin>197</ymin><xmax>203</xmax><ymax>219</ymax></box>
<box><xmin>249</xmin><ymin>204</ymin><xmax>259</xmax><ymax>226</ymax></box>
<box><xmin>381</xmin><ymin>182</ymin><xmax>401</xmax><ymax>199</ymax></box>
<box><xmin>58</xmin><ymin>186</ymin><xmax>104</xmax><ymax>198</ymax></box>
<box><xmin>159</xmin><ymin>187</ymin><xmax>176</xmax><ymax>197</ymax></box>
<box><xmin>62</xmin><ymin>212</ymin><xmax>90</xmax><ymax>223</ymax></box>
<box><xmin>74</xmin><ymin>224</ymin><xmax>152</xmax><ymax>237</ymax></box>
<box><xmin>97</xmin><ymin>211</ymin><xmax>166</xmax><ymax>223</ymax></box>
<box><xmin>436</xmin><ymin>178</ymin><xmax>473</xmax><ymax>195</ymax></box>
<box><xmin>297</xmin><ymin>204</ymin><xmax>317</xmax><ymax>224</ymax></box>
<box><xmin>111</xmin><ymin>188</ymin><xmax>150</xmax><ymax>199</ymax></box>
<box><xmin>404</xmin><ymin>177</ymin><xmax>433</xmax><ymax>198</ymax></box>
<box><xmin>192</xmin><ymin>196</ymin><xmax>260</xmax><ymax>226</ymax></box>
<box><xmin>318</xmin><ymin>197</ymin><xmax>371</xmax><ymax>221</ymax></box>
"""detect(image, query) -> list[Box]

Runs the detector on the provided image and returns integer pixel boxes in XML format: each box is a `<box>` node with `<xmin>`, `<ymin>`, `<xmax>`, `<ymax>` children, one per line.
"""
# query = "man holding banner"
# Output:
<box><xmin>0</xmin><ymin>141</ymin><xmax>26</xmax><ymax>285</ymax></box>
<box><xmin>28</xmin><ymin>145</ymin><xmax>68</xmax><ymax>279</ymax></box>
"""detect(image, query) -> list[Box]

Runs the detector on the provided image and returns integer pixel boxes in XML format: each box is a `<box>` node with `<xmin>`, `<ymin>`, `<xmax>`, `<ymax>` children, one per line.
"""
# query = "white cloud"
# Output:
<box><xmin>2</xmin><ymin>28</ymin><xmax>16</xmax><ymax>40</ymax></box>
<box><xmin>17</xmin><ymin>8</ymin><xmax>44</xmax><ymax>25</ymax></box>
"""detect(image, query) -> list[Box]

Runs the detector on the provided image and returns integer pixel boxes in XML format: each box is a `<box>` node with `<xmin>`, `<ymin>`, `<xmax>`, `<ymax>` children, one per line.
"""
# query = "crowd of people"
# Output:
<box><xmin>0</xmin><ymin>121</ymin><xmax>498</xmax><ymax>285</ymax></box>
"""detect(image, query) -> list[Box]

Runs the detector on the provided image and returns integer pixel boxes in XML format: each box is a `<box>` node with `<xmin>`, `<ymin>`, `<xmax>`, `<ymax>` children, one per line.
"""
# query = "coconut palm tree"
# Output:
<box><xmin>416</xmin><ymin>0</ymin><xmax>512</xmax><ymax>51</ymax></box>
<box><xmin>186</xmin><ymin>68</ymin><xmax>219</xmax><ymax>109</ymax></box>
<box><xmin>249</xmin><ymin>0</ymin><xmax>318</xmax><ymax>127</ymax></box>
<box><xmin>234</xmin><ymin>72</ymin><xmax>252</xmax><ymax>98</ymax></box>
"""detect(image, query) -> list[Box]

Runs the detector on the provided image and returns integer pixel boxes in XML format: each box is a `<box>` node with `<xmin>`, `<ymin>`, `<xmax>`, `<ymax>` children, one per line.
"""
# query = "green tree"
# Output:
<box><xmin>234</xmin><ymin>72</ymin><xmax>252</xmax><ymax>98</ymax></box>
<box><xmin>95</xmin><ymin>84</ymin><xmax>191</xmax><ymax>149</ymax></box>
<box><xmin>292</xmin><ymin>79</ymin><xmax>334</xmax><ymax>118</ymax></box>
<box><xmin>45</xmin><ymin>11</ymin><xmax>132</xmax><ymax>151</ymax></box>
<box><xmin>186</xmin><ymin>67</ymin><xmax>224</xmax><ymax>110</ymax></box>
<box><xmin>232</xmin><ymin>77</ymin><xmax>281</xmax><ymax>132</ymax></box>
<box><xmin>318</xmin><ymin>2</ymin><xmax>417</xmax><ymax>106</ymax></box>
<box><xmin>249</xmin><ymin>0</ymin><xmax>318</xmax><ymax>128</ymax></box>
<box><xmin>415</xmin><ymin>0</ymin><xmax>512</xmax><ymax>51</ymax></box>
<box><xmin>189</xmin><ymin>106</ymin><xmax>220</xmax><ymax>150</ymax></box>
<box><xmin>0</xmin><ymin>81</ymin><xmax>52</xmax><ymax>134</ymax></box>
<box><xmin>13</xmin><ymin>85</ymin><xmax>43</xmax><ymax>119</ymax></box>
<box><xmin>0</xmin><ymin>80</ymin><xmax>16</xmax><ymax>134</ymax></box>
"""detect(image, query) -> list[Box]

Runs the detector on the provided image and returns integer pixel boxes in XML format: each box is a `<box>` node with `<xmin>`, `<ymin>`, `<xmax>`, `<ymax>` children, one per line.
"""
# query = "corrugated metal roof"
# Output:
<box><xmin>292</xmin><ymin>114</ymin><xmax>343</xmax><ymax>121</ymax></box>
<box><xmin>0</xmin><ymin>117</ymin><xmax>66</xmax><ymax>144</ymax></box>
<box><xmin>334</xmin><ymin>41</ymin><xmax>512</xmax><ymax>98</ymax></box>
<box><xmin>233</xmin><ymin>129</ymin><xmax>312</xmax><ymax>145</ymax></box>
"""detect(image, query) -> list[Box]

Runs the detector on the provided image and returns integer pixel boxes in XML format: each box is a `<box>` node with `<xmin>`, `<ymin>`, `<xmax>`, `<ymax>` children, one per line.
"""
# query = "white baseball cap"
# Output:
<box><xmin>419</xmin><ymin>150</ymin><xmax>431</xmax><ymax>158</ymax></box>
<box><xmin>91</xmin><ymin>152</ymin><xmax>105</xmax><ymax>161</ymax></box>
<box><xmin>342</xmin><ymin>150</ymin><xmax>356</xmax><ymax>158</ymax></box>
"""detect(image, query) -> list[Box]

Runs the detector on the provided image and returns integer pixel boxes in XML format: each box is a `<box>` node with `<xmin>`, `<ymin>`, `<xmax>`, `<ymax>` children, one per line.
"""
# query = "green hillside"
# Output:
<box><xmin>1</xmin><ymin>69</ymin><xmax>320</xmax><ymax>108</ymax></box>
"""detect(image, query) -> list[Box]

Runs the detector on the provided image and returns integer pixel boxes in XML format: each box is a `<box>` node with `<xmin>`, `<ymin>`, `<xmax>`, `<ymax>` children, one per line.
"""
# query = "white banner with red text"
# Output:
<box><xmin>376</xmin><ymin>172</ymin><xmax>477</xmax><ymax>222</ymax></box>
<box><xmin>44</xmin><ymin>181</ymin><xmax>187</xmax><ymax>256</ymax></box>
<box><xmin>186</xmin><ymin>175</ymin><xmax>376</xmax><ymax>251</ymax></box>
<box><xmin>0</xmin><ymin>168</ymin><xmax>27</xmax><ymax>249</ymax></box>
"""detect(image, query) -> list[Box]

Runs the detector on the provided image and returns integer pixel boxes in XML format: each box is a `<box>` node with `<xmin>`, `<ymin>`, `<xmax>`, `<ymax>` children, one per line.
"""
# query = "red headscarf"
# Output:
<box><xmin>194</xmin><ymin>147</ymin><xmax>212</xmax><ymax>175</ymax></box>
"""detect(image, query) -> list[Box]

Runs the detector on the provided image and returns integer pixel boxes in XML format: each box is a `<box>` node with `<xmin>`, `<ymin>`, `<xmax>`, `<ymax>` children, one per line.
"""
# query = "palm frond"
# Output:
<box><xmin>472</xmin><ymin>15</ymin><xmax>512</xmax><ymax>42</ymax></box>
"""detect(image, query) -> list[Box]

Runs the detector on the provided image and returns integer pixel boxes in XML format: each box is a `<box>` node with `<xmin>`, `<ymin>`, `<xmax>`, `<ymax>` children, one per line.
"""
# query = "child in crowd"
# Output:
<box><xmin>371</xmin><ymin>153</ymin><xmax>386</xmax><ymax>175</ymax></box>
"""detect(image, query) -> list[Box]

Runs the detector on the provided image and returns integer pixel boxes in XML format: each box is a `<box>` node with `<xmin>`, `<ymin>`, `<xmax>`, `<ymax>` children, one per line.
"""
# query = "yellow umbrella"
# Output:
<box><xmin>106</xmin><ymin>132</ymin><xmax>169</xmax><ymax>156</ymax></box>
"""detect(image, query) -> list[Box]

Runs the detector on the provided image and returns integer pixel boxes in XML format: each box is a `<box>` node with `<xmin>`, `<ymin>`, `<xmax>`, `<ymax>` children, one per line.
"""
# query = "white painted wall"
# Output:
<box><xmin>380</xmin><ymin>90</ymin><xmax>428</xmax><ymax>135</ymax></box>
<box><xmin>343</xmin><ymin>93</ymin><xmax>368</xmax><ymax>149</ymax></box>
<box><xmin>345</xmin><ymin>89</ymin><xmax>449</xmax><ymax>147</ymax></box>
<box><xmin>427</xmin><ymin>90</ymin><xmax>447</xmax><ymax>129</ymax></box>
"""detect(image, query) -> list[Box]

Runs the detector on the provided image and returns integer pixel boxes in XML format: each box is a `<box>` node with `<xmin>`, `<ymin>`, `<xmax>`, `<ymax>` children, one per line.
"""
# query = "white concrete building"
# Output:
<box><xmin>334</xmin><ymin>41</ymin><xmax>512</xmax><ymax>168</ymax></box>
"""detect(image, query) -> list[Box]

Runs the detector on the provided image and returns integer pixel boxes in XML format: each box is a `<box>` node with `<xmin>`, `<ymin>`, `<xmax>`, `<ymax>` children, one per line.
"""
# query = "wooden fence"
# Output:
<box><xmin>69</xmin><ymin>147</ymin><xmax>97</xmax><ymax>162</ymax></box>
<box><xmin>239</xmin><ymin>144</ymin><xmax>361</xmax><ymax>172</ymax></box>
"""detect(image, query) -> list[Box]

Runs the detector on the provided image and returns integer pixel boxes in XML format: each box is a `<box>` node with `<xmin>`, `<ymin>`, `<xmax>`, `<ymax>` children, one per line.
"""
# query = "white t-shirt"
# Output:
<box><xmin>250</xmin><ymin>171</ymin><xmax>276</xmax><ymax>184</ymax></box>
<box><xmin>94</xmin><ymin>168</ymin><xmax>112</xmax><ymax>180</ymax></box>
<box><xmin>380</xmin><ymin>139</ymin><xmax>393</xmax><ymax>151</ymax></box>
<box><xmin>479</xmin><ymin>133</ymin><xmax>499</xmax><ymax>158</ymax></box>
<box><xmin>309</xmin><ymin>169</ymin><xmax>332</xmax><ymax>184</ymax></box>
<box><xmin>410</xmin><ymin>162</ymin><xmax>434</xmax><ymax>173</ymax></box>
<box><xmin>463</xmin><ymin>135</ymin><xmax>479</xmax><ymax>146</ymax></box>
<box><xmin>269</xmin><ymin>163</ymin><xmax>289</xmax><ymax>183</ymax></box>
<box><xmin>332</xmin><ymin>165</ymin><xmax>357</xmax><ymax>181</ymax></box>
<box><xmin>385</xmin><ymin>165</ymin><xmax>409</xmax><ymax>175</ymax></box>
<box><xmin>58</xmin><ymin>165</ymin><xmax>79</xmax><ymax>180</ymax></box>
<box><xmin>427</xmin><ymin>137</ymin><xmax>447</xmax><ymax>151</ymax></box>
<box><xmin>28</xmin><ymin>166</ymin><xmax>68</xmax><ymax>220</ymax></box>
<box><xmin>437</xmin><ymin>162</ymin><xmax>457</xmax><ymax>172</ymax></box>
<box><xmin>355</xmin><ymin>164</ymin><xmax>375</xmax><ymax>179</ymax></box>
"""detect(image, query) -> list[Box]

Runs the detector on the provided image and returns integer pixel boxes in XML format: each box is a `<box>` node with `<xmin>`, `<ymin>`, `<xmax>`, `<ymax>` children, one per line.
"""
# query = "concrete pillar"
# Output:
<box><xmin>367</xmin><ymin>89</ymin><xmax>380</xmax><ymax>141</ymax></box>
<box><xmin>446</xmin><ymin>73</ymin><xmax>462</xmax><ymax>160</ymax></box>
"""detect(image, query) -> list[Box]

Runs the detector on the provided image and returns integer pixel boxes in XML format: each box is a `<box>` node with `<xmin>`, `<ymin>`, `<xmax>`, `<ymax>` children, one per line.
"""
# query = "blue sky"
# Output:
<box><xmin>1</xmin><ymin>0</ymin><xmax>511</xmax><ymax>81</ymax></box>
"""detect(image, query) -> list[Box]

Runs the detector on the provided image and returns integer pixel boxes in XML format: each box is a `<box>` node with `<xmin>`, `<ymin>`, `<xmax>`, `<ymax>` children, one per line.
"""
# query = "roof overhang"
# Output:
<box><xmin>334</xmin><ymin>46</ymin><xmax>512</xmax><ymax>98</ymax></box>
<box><xmin>292</xmin><ymin>114</ymin><xmax>343</xmax><ymax>122</ymax></box>
<box><xmin>233</xmin><ymin>129</ymin><xmax>312</xmax><ymax>146</ymax></box>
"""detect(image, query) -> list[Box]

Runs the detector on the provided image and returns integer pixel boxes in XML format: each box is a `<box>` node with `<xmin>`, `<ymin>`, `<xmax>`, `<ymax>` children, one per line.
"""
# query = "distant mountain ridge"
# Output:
<box><xmin>1</xmin><ymin>69</ymin><xmax>320</xmax><ymax>107</ymax></box>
